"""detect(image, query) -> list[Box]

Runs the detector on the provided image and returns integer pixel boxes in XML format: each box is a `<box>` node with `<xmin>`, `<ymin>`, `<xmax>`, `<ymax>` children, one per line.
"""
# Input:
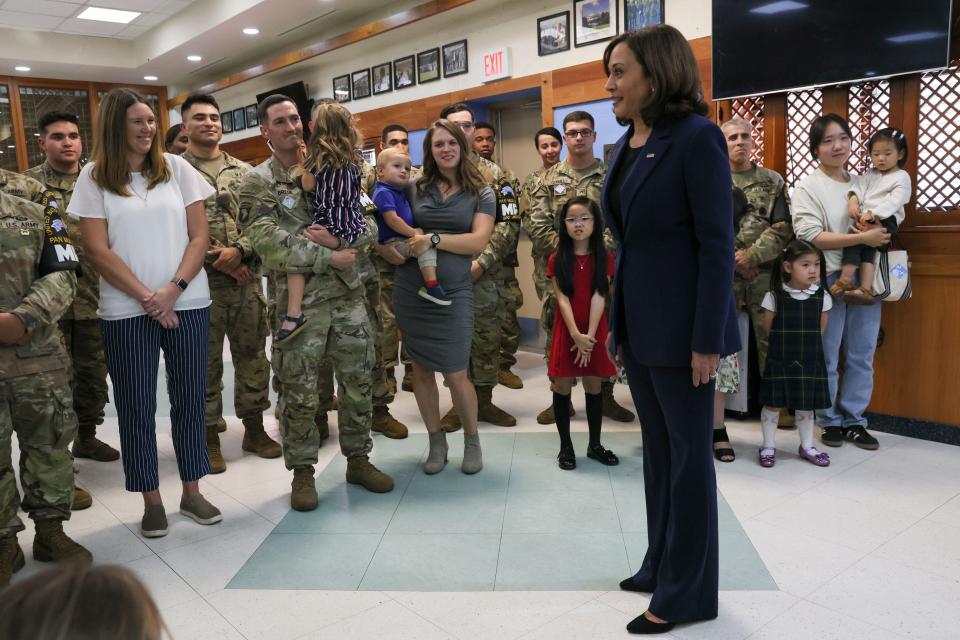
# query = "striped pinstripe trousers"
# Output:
<box><xmin>100</xmin><ymin>308</ymin><xmax>211</xmax><ymax>492</ymax></box>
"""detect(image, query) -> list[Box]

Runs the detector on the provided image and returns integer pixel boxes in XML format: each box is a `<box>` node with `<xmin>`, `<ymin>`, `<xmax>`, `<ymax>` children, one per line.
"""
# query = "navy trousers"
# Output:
<box><xmin>101</xmin><ymin>308</ymin><xmax>211</xmax><ymax>492</ymax></box>
<box><xmin>621</xmin><ymin>345</ymin><xmax>719</xmax><ymax>623</ymax></box>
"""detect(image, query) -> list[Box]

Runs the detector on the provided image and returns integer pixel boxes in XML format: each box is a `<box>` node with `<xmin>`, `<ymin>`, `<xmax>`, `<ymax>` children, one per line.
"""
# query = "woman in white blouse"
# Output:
<box><xmin>791</xmin><ymin>114</ymin><xmax>891</xmax><ymax>452</ymax></box>
<box><xmin>70</xmin><ymin>88</ymin><xmax>220</xmax><ymax>539</ymax></box>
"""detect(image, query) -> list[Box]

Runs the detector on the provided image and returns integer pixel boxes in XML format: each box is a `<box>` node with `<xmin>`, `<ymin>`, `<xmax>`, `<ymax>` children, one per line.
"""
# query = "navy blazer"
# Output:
<box><xmin>602</xmin><ymin>113</ymin><xmax>740</xmax><ymax>367</ymax></box>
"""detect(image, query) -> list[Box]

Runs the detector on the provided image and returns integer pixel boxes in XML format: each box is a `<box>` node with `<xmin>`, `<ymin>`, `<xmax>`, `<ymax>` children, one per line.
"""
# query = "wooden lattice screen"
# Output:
<box><xmin>730</xmin><ymin>96</ymin><xmax>765</xmax><ymax>166</ymax></box>
<box><xmin>916</xmin><ymin>60</ymin><xmax>960</xmax><ymax>213</ymax></box>
<box><xmin>785</xmin><ymin>89</ymin><xmax>823</xmax><ymax>188</ymax></box>
<box><xmin>848</xmin><ymin>81</ymin><xmax>891</xmax><ymax>175</ymax></box>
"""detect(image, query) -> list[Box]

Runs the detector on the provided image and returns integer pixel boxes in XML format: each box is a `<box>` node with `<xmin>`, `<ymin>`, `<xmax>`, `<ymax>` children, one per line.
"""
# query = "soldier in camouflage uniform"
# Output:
<box><xmin>473</xmin><ymin>121</ymin><xmax>525</xmax><ymax>390</ymax></box>
<box><xmin>237</xmin><ymin>95</ymin><xmax>393</xmax><ymax>512</ymax></box>
<box><xmin>26</xmin><ymin>112</ymin><xmax>117</xmax><ymax>468</ymax></box>
<box><xmin>179</xmin><ymin>94</ymin><xmax>279</xmax><ymax>473</ymax></box>
<box><xmin>438</xmin><ymin>105</ymin><xmax>519</xmax><ymax>431</ymax></box>
<box><xmin>4</xmin><ymin>165</ymin><xmax>94</xmax><ymax>511</ymax></box>
<box><xmin>525</xmin><ymin>111</ymin><xmax>634</xmax><ymax>425</ymax></box>
<box><xmin>1</xmin><ymin>189</ymin><xmax>93</xmax><ymax>587</ymax></box>
<box><xmin>374</xmin><ymin>125</ymin><xmax>420</xmax><ymax>395</ymax></box>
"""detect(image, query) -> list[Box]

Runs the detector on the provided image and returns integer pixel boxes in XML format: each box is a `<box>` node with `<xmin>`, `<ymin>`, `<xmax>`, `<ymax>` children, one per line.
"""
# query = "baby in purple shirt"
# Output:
<box><xmin>373</xmin><ymin>148</ymin><xmax>450</xmax><ymax>305</ymax></box>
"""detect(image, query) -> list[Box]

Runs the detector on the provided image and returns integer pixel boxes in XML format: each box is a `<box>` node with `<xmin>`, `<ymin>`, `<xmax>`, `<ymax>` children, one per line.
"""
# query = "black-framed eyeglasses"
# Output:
<box><xmin>564</xmin><ymin>128</ymin><xmax>594</xmax><ymax>139</ymax></box>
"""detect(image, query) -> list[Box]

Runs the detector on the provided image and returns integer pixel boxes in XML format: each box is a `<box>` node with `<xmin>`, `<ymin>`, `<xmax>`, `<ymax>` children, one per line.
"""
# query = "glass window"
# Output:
<box><xmin>18</xmin><ymin>86</ymin><xmax>93</xmax><ymax>169</ymax></box>
<box><xmin>0</xmin><ymin>85</ymin><xmax>18</xmax><ymax>172</ymax></box>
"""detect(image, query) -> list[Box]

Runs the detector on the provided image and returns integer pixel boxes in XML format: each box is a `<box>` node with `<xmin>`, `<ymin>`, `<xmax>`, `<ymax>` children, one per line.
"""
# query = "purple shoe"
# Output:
<box><xmin>798</xmin><ymin>445</ymin><xmax>830</xmax><ymax>467</ymax></box>
<box><xmin>758</xmin><ymin>448</ymin><xmax>776</xmax><ymax>468</ymax></box>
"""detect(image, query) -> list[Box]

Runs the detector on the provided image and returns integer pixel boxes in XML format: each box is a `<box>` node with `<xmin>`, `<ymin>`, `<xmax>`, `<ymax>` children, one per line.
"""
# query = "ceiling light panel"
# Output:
<box><xmin>77</xmin><ymin>7</ymin><xmax>141</xmax><ymax>24</ymax></box>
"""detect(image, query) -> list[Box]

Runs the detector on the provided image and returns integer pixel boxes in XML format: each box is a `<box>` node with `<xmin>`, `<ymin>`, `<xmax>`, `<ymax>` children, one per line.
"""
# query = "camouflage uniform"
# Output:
<box><xmin>24</xmin><ymin>162</ymin><xmax>110</xmax><ymax>447</ymax></box>
<box><xmin>1</xmin><ymin>190</ymin><xmax>78</xmax><ymax>538</ymax></box>
<box><xmin>731</xmin><ymin>164</ymin><xmax>793</xmax><ymax>372</ymax></box>
<box><xmin>497</xmin><ymin>166</ymin><xmax>523</xmax><ymax>368</ymax></box>
<box><xmin>181</xmin><ymin>151</ymin><xmax>271</xmax><ymax>431</ymax></box>
<box><xmin>238</xmin><ymin>156</ymin><xmax>375</xmax><ymax>469</ymax></box>
<box><xmin>470</xmin><ymin>153</ymin><xmax>519</xmax><ymax>389</ymax></box>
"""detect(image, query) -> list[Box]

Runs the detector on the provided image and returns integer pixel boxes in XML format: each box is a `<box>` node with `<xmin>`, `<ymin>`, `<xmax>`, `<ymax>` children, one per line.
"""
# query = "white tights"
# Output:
<box><xmin>761</xmin><ymin>408</ymin><xmax>817</xmax><ymax>451</ymax></box>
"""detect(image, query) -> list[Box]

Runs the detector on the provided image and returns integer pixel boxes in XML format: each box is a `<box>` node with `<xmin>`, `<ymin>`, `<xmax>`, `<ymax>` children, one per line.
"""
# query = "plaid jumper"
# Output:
<box><xmin>759</xmin><ymin>288</ymin><xmax>831</xmax><ymax>410</ymax></box>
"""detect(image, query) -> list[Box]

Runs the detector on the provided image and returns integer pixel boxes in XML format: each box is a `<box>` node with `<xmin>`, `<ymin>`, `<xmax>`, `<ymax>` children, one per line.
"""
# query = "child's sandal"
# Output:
<box><xmin>843</xmin><ymin>286</ymin><xmax>876</xmax><ymax>306</ymax></box>
<box><xmin>275</xmin><ymin>314</ymin><xmax>307</xmax><ymax>343</ymax></box>
<box><xmin>829</xmin><ymin>280</ymin><xmax>853</xmax><ymax>298</ymax></box>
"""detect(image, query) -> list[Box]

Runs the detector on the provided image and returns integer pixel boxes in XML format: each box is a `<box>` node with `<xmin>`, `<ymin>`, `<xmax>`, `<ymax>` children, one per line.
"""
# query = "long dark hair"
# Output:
<box><xmin>417</xmin><ymin>119</ymin><xmax>484</xmax><ymax>198</ymax></box>
<box><xmin>769</xmin><ymin>239</ymin><xmax>830</xmax><ymax>311</ymax></box>
<box><xmin>554</xmin><ymin>196</ymin><xmax>609</xmax><ymax>299</ymax></box>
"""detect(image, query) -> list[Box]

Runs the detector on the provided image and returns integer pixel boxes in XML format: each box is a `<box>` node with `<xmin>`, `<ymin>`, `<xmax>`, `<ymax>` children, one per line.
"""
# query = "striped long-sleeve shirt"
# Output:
<box><xmin>311</xmin><ymin>163</ymin><xmax>368</xmax><ymax>244</ymax></box>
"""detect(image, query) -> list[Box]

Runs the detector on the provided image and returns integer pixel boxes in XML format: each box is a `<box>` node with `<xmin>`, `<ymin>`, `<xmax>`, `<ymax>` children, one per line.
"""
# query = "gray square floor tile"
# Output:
<box><xmin>503</xmin><ymin>489</ymin><xmax>621</xmax><ymax>534</ymax></box>
<box><xmin>360</xmin><ymin>533</ymin><xmax>500</xmax><ymax>591</ymax></box>
<box><xmin>387</xmin><ymin>490</ymin><xmax>506</xmax><ymax>534</ymax></box>
<box><xmin>496</xmin><ymin>532</ymin><xmax>630</xmax><ymax>591</ymax></box>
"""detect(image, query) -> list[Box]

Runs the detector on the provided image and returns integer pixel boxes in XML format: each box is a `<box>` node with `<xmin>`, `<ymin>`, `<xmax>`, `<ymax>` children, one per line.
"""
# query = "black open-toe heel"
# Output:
<box><xmin>275</xmin><ymin>314</ymin><xmax>307</xmax><ymax>343</ymax></box>
<box><xmin>713</xmin><ymin>426</ymin><xmax>735</xmax><ymax>462</ymax></box>
<box><xmin>586</xmin><ymin>443</ymin><xmax>619</xmax><ymax>466</ymax></box>
<box><xmin>557</xmin><ymin>445</ymin><xmax>576</xmax><ymax>470</ymax></box>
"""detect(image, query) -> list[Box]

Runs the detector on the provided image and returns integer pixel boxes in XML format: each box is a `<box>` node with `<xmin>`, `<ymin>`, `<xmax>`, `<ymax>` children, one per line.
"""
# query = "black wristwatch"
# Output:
<box><xmin>231</xmin><ymin>242</ymin><xmax>246</xmax><ymax>259</ymax></box>
<box><xmin>171</xmin><ymin>277</ymin><xmax>189</xmax><ymax>292</ymax></box>
<box><xmin>430</xmin><ymin>232</ymin><xmax>441</xmax><ymax>247</ymax></box>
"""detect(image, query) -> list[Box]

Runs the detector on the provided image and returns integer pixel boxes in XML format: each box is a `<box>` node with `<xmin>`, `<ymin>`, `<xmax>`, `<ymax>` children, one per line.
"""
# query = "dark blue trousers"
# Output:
<box><xmin>621</xmin><ymin>346</ymin><xmax>719</xmax><ymax>623</ymax></box>
<box><xmin>101</xmin><ymin>308</ymin><xmax>211</xmax><ymax>492</ymax></box>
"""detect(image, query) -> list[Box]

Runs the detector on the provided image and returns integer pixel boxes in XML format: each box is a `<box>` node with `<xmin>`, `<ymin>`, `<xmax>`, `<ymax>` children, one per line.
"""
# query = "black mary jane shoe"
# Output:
<box><xmin>275</xmin><ymin>314</ymin><xmax>307</xmax><ymax>343</ymax></box>
<box><xmin>557</xmin><ymin>446</ymin><xmax>576</xmax><ymax>471</ymax></box>
<box><xmin>586</xmin><ymin>443</ymin><xmax>619</xmax><ymax>466</ymax></box>
<box><xmin>626</xmin><ymin>613</ymin><xmax>675</xmax><ymax>635</ymax></box>
<box><xmin>713</xmin><ymin>426</ymin><xmax>736</xmax><ymax>462</ymax></box>
<box><xmin>619</xmin><ymin>576</ymin><xmax>654</xmax><ymax>593</ymax></box>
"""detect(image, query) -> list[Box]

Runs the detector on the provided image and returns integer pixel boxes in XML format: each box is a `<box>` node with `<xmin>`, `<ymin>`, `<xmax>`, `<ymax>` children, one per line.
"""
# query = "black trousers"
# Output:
<box><xmin>841</xmin><ymin>216</ymin><xmax>898</xmax><ymax>267</ymax></box>
<box><xmin>621</xmin><ymin>342</ymin><xmax>719</xmax><ymax>623</ymax></box>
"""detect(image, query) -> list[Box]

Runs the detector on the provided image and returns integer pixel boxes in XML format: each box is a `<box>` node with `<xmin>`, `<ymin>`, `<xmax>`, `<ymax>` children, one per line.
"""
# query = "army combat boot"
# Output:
<box><xmin>602</xmin><ymin>381</ymin><xmax>635</xmax><ymax>422</ymax></box>
<box><xmin>216</xmin><ymin>417</ymin><xmax>228</xmax><ymax>433</ymax></box>
<box><xmin>33</xmin><ymin>520</ymin><xmax>92</xmax><ymax>564</ymax></box>
<box><xmin>316</xmin><ymin>411</ymin><xmax>330</xmax><ymax>443</ymax></box>
<box><xmin>385</xmin><ymin>367</ymin><xmax>397</xmax><ymax>396</ymax></box>
<box><xmin>439</xmin><ymin>407</ymin><xmax>462</xmax><ymax>433</ymax></box>
<box><xmin>72</xmin><ymin>486</ymin><xmax>92</xmax><ymax>510</ymax></box>
<box><xmin>537</xmin><ymin>398</ymin><xmax>576</xmax><ymax>425</ymax></box>
<box><xmin>291</xmin><ymin>466</ymin><xmax>318</xmax><ymax>511</ymax></box>
<box><xmin>241</xmin><ymin>415</ymin><xmax>282</xmax><ymax>458</ymax></box>
<box><xmin>401</xmin><ymin>367</ymin><xmax>414</xmax><ymax>392</ymax></box>
<box><xmin>372</xmin><ymin>406</ymin><xmax>408</xmax><ymax>439</ymax></box>
<box><xmin>477</xmin><ymin>386</ymin><xmax>516</xmax><ymax>427</ymax></box>
<box><xmin>72</xmin><ymin>424</ymin><xmax>120</xmax><ymax>462</ymax></box>
<box><xmin>206</xmin><ymin>423</ymin><xmax>226</xmax><ymax>474</ymax></box>
<box><xmin>0</xmin><ymin>535</ymin><xmax>25</xmax><ymax>588</ymax></box>
<box><xmin>497</xmin><ymin>364</ymin><xmax>524</xmax><ymax>389</ymax></box>
<box><xmin>346</xmin><ymin>456</ymin><xmax>394</xmax><ymax>493</ymax></box>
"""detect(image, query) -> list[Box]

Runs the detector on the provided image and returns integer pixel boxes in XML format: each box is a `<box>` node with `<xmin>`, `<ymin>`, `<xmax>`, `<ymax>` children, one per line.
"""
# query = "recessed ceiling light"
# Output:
<box><xmin>14</xmin><ymin>66</ymin><xmax>30</xmax><ymax>72</ymax></box>
<box><xmin>77</xmin><ymin>6</ymin><xmax>141</xmax><ymax>24</ymax></box>
<box><xmin>187</xmin><ymin>55</ymin><xmax>202</xmax><ymax>62</ymax></box>
<box><xmin>143</xmin><ymin>75</ymin><xmax>158</xmax><ymax>81</ymax></box>
<box><xmin>242</xmin><ymin>27</ymin><xmax>259</xmax><ymax>35</ymax></box>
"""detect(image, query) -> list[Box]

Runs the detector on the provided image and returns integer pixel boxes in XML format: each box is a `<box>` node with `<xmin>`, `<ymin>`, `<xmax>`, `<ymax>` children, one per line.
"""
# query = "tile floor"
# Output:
<box><xmin>8</xmin><ymin>349</ymin><xmax>960</xmax><ymax>639</ymax></box>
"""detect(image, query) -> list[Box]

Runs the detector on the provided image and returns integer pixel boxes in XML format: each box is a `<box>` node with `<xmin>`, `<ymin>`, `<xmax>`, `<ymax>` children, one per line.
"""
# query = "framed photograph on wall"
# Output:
<box><xmin>352</xmin><ymin>69</ymin><xmax>371</xmax><ymax>100</ymax></box>
<box><xmin>573</xmin><ymin>0</ymin><xmax>618</xmax><ymax>47</ymax></box>
<box><xmin>232</xmin><ymin>107</ymin><xmax>245</xmax><ymax>130</ymax></box>
<box><xmin>538</xmin><ymin>11</ymin><xmax>570</xmax><ymax>56</ymax></box>
<box><xmin>373</xmin><ymin>62</ymin><xmax>392</xmax><ymax>94</ymax></box>
<box><xmin>245</xmin><ymin>104</ymin><xmax>258</xmax><ymax>128</ymax></box>
<box><xmin>624</xmin><ymin>0</ymin><xmax>664</xmax><ymax>31</ymax></box>
<box><xmin>442</xmin><ymin>39</ymin><xmax>468</xmax><ymax>77</ymax></box>
<box><xmin>221</xmin><ymin>110</ymin><xmax>233</xmax><ymax>134</ymax></box>
<box><xmin>333</xmin><ymin>74</ymin><xmax>351</xmax><ymax>102</ymax></box>
<box><xmin>417</xmin><ymin>48</ymin><xmax>440</xmax><ymax>84</ymax></box>
<box><xmin>393</xmin><ymin>55</ymin><xmax>416</xmax><ymax>89</ymax></box>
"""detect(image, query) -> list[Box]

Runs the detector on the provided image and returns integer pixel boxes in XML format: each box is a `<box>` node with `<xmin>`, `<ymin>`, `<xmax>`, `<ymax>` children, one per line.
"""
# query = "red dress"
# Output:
<box><xmin>547</xmin><ymin>252</ymin><xmax>617</xmax><ymax>378</ymax></box>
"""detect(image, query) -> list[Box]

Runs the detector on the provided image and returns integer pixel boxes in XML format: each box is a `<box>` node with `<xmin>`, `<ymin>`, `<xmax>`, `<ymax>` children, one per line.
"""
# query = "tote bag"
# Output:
<box><xmin>872</xmin><ymin>248</ymin><xmax>911</xmax><ymax>302</ymax></box>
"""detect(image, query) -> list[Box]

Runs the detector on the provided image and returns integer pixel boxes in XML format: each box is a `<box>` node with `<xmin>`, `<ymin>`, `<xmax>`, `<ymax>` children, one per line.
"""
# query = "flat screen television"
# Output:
<box><xmin>712</xmin><ymin>0</ymin><xmax>953</xmax><ymax>100</ymax></box>
<box><xmin>255</xmin><ymin>81</ymin><xmax>311</xmax><ymax>126</ymax></box>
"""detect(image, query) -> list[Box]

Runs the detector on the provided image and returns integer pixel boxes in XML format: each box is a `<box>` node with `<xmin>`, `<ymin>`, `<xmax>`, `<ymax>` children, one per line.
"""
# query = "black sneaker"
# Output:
<box><xmin>821</xmin><ymin>427</ymin><xmax>844</xmax><ymax>447</ymax></box>
<box><xmin>844</xmin><ymin>426</ymin><xmax>879</xmax><ymax>450</ymax></box>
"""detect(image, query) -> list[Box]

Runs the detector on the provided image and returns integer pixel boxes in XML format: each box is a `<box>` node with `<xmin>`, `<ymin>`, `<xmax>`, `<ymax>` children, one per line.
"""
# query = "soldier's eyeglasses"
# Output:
<box><xmin>564</xmin><ymin>129</ymin><xmax>594</xmax><ymax>139</ymax></box>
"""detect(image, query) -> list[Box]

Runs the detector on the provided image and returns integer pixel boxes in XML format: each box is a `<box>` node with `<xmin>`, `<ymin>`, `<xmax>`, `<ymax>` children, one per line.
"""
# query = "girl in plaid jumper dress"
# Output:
<box><xmin>758</xmin><ymin>240</ymin><xmax>833</xmax><ymax>468</ymax></box>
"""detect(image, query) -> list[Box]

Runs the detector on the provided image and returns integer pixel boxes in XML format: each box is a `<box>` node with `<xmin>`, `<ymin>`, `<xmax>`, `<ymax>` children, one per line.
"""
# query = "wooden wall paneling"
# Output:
<box><xmin>763</xmin><ymin>93</ymin><xmax>787</xmax><ymax>178</ymax></box>
<box><xmin>821</xmin><ymin>85</ymin><xmax>847</xmax><ymax>118</ymax></box>
<box><xmin>220</xmin><ymin>134</ymin><xmax>271</xmax><ymax>165</ymax></box>
<box><xmin>540</xmin><ymin>71</ymin><xmax>555</xmax><ymax>128</ymax></box>
<box><xmin>7</xmin><ymin>80</ymin><xmax>29</xmax><ymax>171</ymax></box>
<box><xmin>551</xmin><ymin>61</ymin><xmax>608</xmax><ymax>107</ymax></box>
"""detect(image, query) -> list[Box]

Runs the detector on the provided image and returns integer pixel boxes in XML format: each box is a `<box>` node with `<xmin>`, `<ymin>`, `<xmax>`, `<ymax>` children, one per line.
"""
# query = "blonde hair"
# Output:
<box><xmin>91</xmin><ymin>88</ymin><xmax>170</xmax><ymax>196</ymax></box>
<box><xmin>303</xmin><ymin>101</ymin><xmax>362</xmax><ymax>172</ymax></box>
<box><xmin>0</xmin><ymin>563</ymin><xmax>168</xmax><ymax>640</ymax></box>
<box><xmin>377</xmin><ymin>146</ymin><xmax>411</xmax><ymax>169</ymax></box>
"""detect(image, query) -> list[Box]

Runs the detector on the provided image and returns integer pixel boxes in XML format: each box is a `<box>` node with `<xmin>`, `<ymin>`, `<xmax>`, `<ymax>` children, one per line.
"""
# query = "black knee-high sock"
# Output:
<box><xmin>553</xmin><ymin>392</ymin><xmax>572</xmax><ymax>449</ymax></box>
<box><xmin>585</xmin><ymin>392</ymin><xmax>603</xmax><ymax>447</ymax></box>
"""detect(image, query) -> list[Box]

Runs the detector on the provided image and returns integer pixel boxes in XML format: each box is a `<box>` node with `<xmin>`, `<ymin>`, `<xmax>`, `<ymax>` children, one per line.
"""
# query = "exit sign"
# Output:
<box><xmin>482</xmin><ymin>47</ymin><xmax>511</xmax><ymax>83</ymax></box>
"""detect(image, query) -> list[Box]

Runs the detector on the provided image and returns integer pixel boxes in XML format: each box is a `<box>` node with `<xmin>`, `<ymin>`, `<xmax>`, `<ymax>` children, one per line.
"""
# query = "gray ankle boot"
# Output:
<box><xmin>462</xmin><ymin>433</ymin><xmax>483</xmax><ymax>474</ymax></box>
<box><xmin>424</xmin><ymin>431</ymin><xmax>448</xmax><ymax>474</ymax></box>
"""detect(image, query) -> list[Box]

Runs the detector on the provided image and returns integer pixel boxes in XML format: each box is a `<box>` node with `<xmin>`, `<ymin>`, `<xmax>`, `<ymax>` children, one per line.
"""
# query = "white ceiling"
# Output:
<box><xmin>0</xmin><ymin>0</ymin><xmax>420</xmax><ymax>88</ymax></box>
<box><xmin>0</xmin><ymin>0</ymin><xmax>197</xmax><ymax>39</ymax></box>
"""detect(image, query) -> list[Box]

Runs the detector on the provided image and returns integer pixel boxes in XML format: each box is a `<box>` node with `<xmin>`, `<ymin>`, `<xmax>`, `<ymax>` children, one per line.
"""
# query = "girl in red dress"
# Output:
<box><xmin>547</xmin><ymin>196</ymin><xmax>619</xmax><ymax>470</ymax></box>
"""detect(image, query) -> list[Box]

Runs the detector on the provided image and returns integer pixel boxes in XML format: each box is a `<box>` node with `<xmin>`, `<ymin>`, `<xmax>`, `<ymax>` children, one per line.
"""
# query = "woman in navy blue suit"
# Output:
<box><xmin>601</xmin><ymin>26</ymin><xmax>740</xmax><ymax>634</ymax></box>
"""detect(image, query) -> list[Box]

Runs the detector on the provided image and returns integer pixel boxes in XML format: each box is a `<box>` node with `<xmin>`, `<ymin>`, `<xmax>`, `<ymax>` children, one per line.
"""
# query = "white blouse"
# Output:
<box><xmin>761</xmin><ymin>283</ymin><xmax>833</xmax><ymax>314</ymax></box>
<box><xmin>68</xmin><ymin>154</ymin><xmax>215</xmax><ymax>320</ymax></box>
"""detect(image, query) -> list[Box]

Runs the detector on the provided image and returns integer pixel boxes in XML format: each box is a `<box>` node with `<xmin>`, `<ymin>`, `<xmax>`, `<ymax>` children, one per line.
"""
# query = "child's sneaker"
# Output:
<box><xmin>418</xmin><ymin>284</ymin><xmax>452</xmax><ymax>306</ymax></box>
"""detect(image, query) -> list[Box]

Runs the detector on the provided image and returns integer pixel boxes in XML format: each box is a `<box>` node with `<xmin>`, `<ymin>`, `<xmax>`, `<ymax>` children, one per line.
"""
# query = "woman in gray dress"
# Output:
<box><xmin>394</xmin><ymin>119</ymin><xmax>495</xmax><ymax>475</ymax></box>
